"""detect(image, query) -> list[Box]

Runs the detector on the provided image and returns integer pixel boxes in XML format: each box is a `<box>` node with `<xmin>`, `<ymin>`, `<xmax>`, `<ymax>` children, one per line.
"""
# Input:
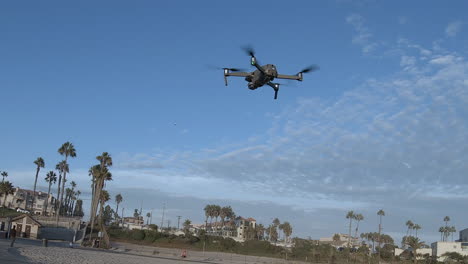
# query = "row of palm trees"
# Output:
<box><xmin>439</xmin><ymin>215</ymin><xmax>456</xmax><ymax>242</ymax></box>
<box><xmin>31</xmin><ymin>142</ymin><xmax>81</xmax><ymax>221</ymax></box>
<box><xmin>268</xmin><ymin>218</ymin><xmax>293</xmax><ymax>243</ymax></box>
<box><xmin>203</xmin><ymin>204</ymin><xmax>235</xmax><ymax>233</ymax></box>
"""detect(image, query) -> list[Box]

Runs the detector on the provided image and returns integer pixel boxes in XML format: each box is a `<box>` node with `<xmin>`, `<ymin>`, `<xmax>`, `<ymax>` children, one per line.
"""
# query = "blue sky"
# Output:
<box><xmin>1</xmin><ymin>0</ymin><xmax>468</xmax><ymax>244</ymax></box>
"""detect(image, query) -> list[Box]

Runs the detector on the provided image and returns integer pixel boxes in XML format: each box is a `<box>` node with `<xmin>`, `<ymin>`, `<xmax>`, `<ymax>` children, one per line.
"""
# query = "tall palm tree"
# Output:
<box><xmin>90</xmin><ymin>152</ymin><xmax>112</xmax><ymax>229</ymax></box>
<box><xmin>56</xmin><ymin>142</ymin><xmax>76</xmax><ymax>220</ymax></box>
<box><xmin>282</xmin><ymin>221</ymin><xmax>292</xmax><ymax>243</ymax></box>
<box><xmin>273</xmin><ymin>218</ymin><xmax>280</xmax><ymax>242</ymax></box>
<box><xmin>146</xmin><ymin>212</ymin><xmax>151</xmax><ymax>225</ymax></box>
<box><xmin>115</xmin><ymin>194</ymin><xmax>123</xmax><ymax>218</ymax></box>
<box><xmin>0</xmin><ymin>181</ymin><xmax>14</xmax><ymax>207</ymax></box>
<box><xmin>32</xmin><ymin>157</ymin><xmax>45</xmax><ymax>209</ymax></box>
<box><xmin>346</xmin><ymin>211</ymin><xmax>355</xmax><ymax>247</ymax></box>
<box><xmin>377</xmin><ymin>209</ymin><xmax>385</xmax><ymax>255</ymax></box>
<box><xmin>43</xmin><ymin>171</ymin><xmax>57</xmax><ymax>215</ymax></box>
<box><xmin>450</xmin><ymin>226</ymin><xmax>456</xmax><ymax>242</ymax></box>
<box><xmin>1</xmin><ymin>171</ymin><xmax>8</xmax><ymax>182</ymax></box>
<box><xmin>219</xmin><ymin>206</ymin><xmax>231</xmax><ymax>236</ymax></box>
<box><xmin>404</xmin><ymin>220</ymin><xmax>414</xmax><ymax>248</ymax></box>
<box><xmin>278</xmin><ymin>223</ymin><xmax>285</xmax><ymax>241</ymax></box>
<box><xmin>88</xmin><ymin>158</ymin><xmax>112</xmax><ymax>242</ymax></box>
<box><xmin>354</xmin><ymin>213</ymin><xmax>364</xmax><ymax>239</ymax></box>
<box><xmin>439</xmin><ymin>227</ymin><xmax>444</xmax><ymax>241</ymax></box>
<box><xmin>204</xmin><ymin>204</ymin><xmax>212</xmax><ymax>231</ymax></box>
<box><xmin>55</xmin><ymin>161</ymin><xmax>68</xmax><ymax>214</ymax></box>
<box><xmin>413</xmin><ymin>224</ymin><xmax>421</xmax><ymax>238</ymax></box>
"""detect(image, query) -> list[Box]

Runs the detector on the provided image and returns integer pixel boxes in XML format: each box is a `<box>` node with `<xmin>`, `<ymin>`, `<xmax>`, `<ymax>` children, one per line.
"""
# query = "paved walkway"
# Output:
<box><xmin>0</xmin><ymin>239</ymin><xmax>33</xmax><ymax>264</ymax></box>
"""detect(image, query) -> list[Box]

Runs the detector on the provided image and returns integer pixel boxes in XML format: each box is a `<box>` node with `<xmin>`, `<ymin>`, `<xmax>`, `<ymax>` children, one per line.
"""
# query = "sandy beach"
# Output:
<box><xmin>2</xmin><ymin>238</ymin><xmax>306</xmax><ymax>264</ymax></box>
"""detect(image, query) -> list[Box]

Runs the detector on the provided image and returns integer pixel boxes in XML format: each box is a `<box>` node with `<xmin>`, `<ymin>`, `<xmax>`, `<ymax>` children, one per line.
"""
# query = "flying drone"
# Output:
<box><xmin>222</xmin><ymin>47</ymin><xmax>319</xmax><ymax>99</ymax></box>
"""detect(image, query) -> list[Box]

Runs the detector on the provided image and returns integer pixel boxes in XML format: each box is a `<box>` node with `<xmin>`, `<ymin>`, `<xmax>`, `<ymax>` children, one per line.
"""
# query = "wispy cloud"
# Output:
<box><xmin>445</xmin><ymin>21</ymin><xmax>463</xmax><ymax>37</ymax></box>
<box><xmin>346</xmin><ymin>14</ymin><xmax>377</xmax><ymax>54</ymax></box>
<box><xmin>107</xmin><ymin>37</ymin><xmax>468</xmax><ymax>240</ymax></box>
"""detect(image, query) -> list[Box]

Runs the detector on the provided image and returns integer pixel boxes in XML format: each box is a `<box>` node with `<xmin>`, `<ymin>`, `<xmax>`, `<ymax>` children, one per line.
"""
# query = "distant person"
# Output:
<box><xmin>9</xmin><ymin>226</ymin><xmax>17</xmax><ymax>247</ymax></box>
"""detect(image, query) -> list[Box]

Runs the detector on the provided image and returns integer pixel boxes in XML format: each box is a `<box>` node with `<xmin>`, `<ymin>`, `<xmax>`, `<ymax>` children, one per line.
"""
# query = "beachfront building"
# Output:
<box><xmin>235</xmin><ymin>216</ymin><xmax>256</xmax><ymax>240</ymax></box>
<box><xmin>122</xmin><ymin>216</ymin><xmax>148</xmax><ymax>230</ymax></box>
<box><xmin>431</xmin><ymin>241</ymin><xmax>468</xmax><ymax>260</ymax></box>
<box><xmin>319</xmin><ymin>233</ymin><xmax>359</xmax><ymax>248</ymax></box>
<box><xmin>10</xmin><ymin>214</ymin><xmax>43</xmax><ymax>239</ymax></box>
<box><xmin>1</xmin><ymin>187</ymin><xmax>56</xmax><ymax>216</ymax></box>
<box><xmin>459</xmin><ymin>228</ymin><xmax>468</xmax><ymax>242</ymax></box>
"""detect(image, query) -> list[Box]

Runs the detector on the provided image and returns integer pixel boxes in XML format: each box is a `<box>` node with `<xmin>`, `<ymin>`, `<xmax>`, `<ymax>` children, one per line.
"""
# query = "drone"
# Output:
<box><xmin>222</xmin><ymin>47</ymin><xmax>319</xmax><ymax>99</ymax></box>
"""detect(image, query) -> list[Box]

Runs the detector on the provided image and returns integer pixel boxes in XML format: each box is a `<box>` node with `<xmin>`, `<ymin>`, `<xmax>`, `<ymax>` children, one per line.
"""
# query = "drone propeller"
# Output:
<box><xmin>299</xmin><ymin>65</ymin><xmax>320</xmax><ymax>74</ymax></box>
<box><xmin>242</xmin><ymin>46</ymin><xmax>256</xmax><ymax>57</ymax></box>
<box><xmin>224</xmin><ymin>68</ymin><xmax>245</xmax><ymax>72</ymax></box>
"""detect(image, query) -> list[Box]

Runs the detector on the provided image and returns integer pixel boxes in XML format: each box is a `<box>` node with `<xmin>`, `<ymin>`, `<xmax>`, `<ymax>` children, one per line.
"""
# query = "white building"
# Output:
<box><xmin>1</xmin><ymin>188</ymin><xmax>56</xmax><ymax>216</ymax></box>
<box><xmin>319</xmin><ymin>233</ymin><xmax>359</xmax><ymax>248</ymax></box>
<box><xmin>431</xmin><ymin>242</ymin><xmax>468</xmax><ymax>260</ymax></box>
<box><xmin>459</xmin><ymin>228</ymin><xmax>468</xmax><ymax>242</ymax></box>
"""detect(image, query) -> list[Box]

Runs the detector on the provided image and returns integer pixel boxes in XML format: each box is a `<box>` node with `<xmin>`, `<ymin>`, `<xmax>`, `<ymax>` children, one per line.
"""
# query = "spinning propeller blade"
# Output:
<box><xmin>299</xmin><ymin>65</ymin><xmax>320</xmax><ymax>74</ymax></box>
<box><xmin>242</xmin><ymin>46</ymin><xmax>256</xmax><ymax>57</ymax></box>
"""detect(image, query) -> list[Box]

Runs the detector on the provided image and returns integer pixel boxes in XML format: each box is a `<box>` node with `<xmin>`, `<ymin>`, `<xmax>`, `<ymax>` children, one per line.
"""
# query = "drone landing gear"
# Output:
<box><xmin>267</xmin><ymin>82</ymin><xmax>280</xmax><ymax>100</ymax></box>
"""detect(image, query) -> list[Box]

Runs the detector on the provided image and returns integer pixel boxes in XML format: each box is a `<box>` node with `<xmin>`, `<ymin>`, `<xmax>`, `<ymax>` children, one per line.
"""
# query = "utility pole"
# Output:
<box><xmin>160</xmin><ymin>203</ymin><xmax>166</xmax><ymax>231</ymax></box>
<box><xmin>177</xmin><ymin>216</ymin><xmax>182</xmax><ymax>230</ymax></box>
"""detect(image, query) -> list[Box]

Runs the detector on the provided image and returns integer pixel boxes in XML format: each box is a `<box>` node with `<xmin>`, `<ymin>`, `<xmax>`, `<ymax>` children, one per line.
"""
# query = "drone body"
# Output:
<box><xmin>223</xmin><ymin>48</ymin><xmax>318</xmax><ymax>99</ymax></box>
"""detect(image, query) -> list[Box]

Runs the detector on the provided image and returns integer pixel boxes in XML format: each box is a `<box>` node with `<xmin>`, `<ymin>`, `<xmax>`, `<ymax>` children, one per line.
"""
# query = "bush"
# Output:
<box><xmin>130</xmin><ymin>229</ymin><xmax>145</xmax><ymax>240</ymax></box>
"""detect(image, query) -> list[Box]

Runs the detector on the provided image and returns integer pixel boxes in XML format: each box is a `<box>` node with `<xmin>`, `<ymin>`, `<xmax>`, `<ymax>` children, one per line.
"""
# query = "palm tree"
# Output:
<box><xmin>273</xmin><ymin>218</ymin><xmax>280</xmax><ymax>242</ymax></box>
<box><xmin>219</xmin><ymin>206</ymin><xmax>231</xmax><ymax>236</ymax></box>
<box><xmin>405</xmin><ymin>236</ymin><xmax>425</xmax><ymax>263</ymax></box>
<box><xmin>203</xmin><ymin>204</ymin><xmax>212</xmax><ymax>231</ymax></box>
<box><xmin>98</xmin><ymin>190</ymin><xmax>110</xmax><ymax>225</ymax></box>
<box><xmin>450</xmin><ymin>226</ymin><xmax>456</xmax><ymax>242</ymax></box>
<box><xmin>346</xmin><ymin>211</ymin><xmax>355</xmax><ymax>247</ymax></box>
<box><xmin>377</xmin><ymin>209</ymin><xmax>385</xmax><ymax>256</ymax></box>
<box><xmin>0</xmin><ymin>181</ymin><xmax>14</xmax><ymax>207</ymax></box>
<box><xmin>278</xmin><ymin>223</ymin><xmax>285</xmax><ymax>241</ymax></box>
<box><xmin>115</xmin><ymin>194</ymin><xmax>123</xmax><ymax>219</ymax></box>
<box><xmin>282</xmin><ymin>221</ymin><xmax>292</xmax><ymax>243</ymax></box>
<box><xmin>183</xmin><ymin>219</ymin><xmax>191</xmax><ymax>235</ymax></box>
<box><xmin>43</xmin><ymin>171</ymin><xmax>57</xmax><ymax>215</ymax></box>
<box><xmin>55</xmin><ymin>161</ymin><xmax>68</xmax><ymax>214</ymax></box>
<box><xmin>87</xmin><ymin>153</ymin><xmax>113</xmax><ymax>243</ymax></box>
<box><xmin>56</xmin><ymin>142</ymin><xmax>76</xmax><ymax>220</ymax></box>
<box><xmin>405</xmin><ymin>220</ymin><xmax>414</xmax><ymax>247</ymax></box>
<box><xmin>354</xmin><ymin>213</ymin><xmax>364</xmax><ymax>239</ymax></box>
<box><xmin>32</xmin><ymin>157</ymin><xmax>45</xmax><ymax>209</ymax></box>
<box><xmin>146</xmin><ymin>212</ymin><xmax>151</xmax><ymax>225</ymax></box>
<box><xmin>1</xmin><ymin>171</ymin><xmax>8</xmax><ymax>182</ymax></box>
<box><xmin>90</xmin><ymin>152</ymin><xmax>112</xmax><ymax>227</ymax></box>
<box><xmin>439</xmin><ymin>226</ymin><xmax>444</xmax><ymax>241</ymax></box>
<box><xmin>413</xmin><ymin>224</ymin><xmax>421</xmax><ymax>238</ymax></box>
<box><xmin>444</xmin><ymin>216</ymin><xmax>450</xmax><ymax>228</ymax></box>
<box><xmin>212</xmin><ymin>205</ymin><xmax>221</xmax><ymax>229</ymax></box>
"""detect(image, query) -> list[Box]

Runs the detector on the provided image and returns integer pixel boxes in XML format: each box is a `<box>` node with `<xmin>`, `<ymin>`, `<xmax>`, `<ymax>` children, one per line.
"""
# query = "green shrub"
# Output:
<box><xmin>130</xmin><ymin>229</ymin><xmax>145</xmax><ymax>240</ymax></box>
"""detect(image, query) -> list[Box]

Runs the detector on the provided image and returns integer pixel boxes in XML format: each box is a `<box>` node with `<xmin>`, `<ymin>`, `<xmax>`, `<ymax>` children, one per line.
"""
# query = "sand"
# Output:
<box><xmin>17</xmin><ymin>241</ymin><xmax>306</xmax><ymax>264</ymax></box>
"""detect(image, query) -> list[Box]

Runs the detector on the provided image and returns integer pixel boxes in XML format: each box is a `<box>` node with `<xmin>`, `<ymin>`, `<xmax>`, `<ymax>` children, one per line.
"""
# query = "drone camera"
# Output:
<box><xmin>298</xmin><ymin>72</ymin><xmax>303</xmax><ymax>81</ymax></box>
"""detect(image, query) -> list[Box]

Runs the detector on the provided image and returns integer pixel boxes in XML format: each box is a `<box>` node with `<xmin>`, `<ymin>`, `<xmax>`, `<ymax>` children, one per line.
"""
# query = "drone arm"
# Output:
<box><xmin>276</xmin><ymin>74</ymin><xmax>302</xmax><ymax>81</ymax></box>
<box><xmin>223</xmin><ymin>70</ymin><xmax>251</xmax><ymax>86</ymax></box>
<box><xmin>225</xmin><ymin>72</ymin><xmax>251</xmax><ymax>77</ymax></box>
<box><xmin>267</xmin><ymin>82</ymin><xmax>280</xmax><ymax>100</ymax></box>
